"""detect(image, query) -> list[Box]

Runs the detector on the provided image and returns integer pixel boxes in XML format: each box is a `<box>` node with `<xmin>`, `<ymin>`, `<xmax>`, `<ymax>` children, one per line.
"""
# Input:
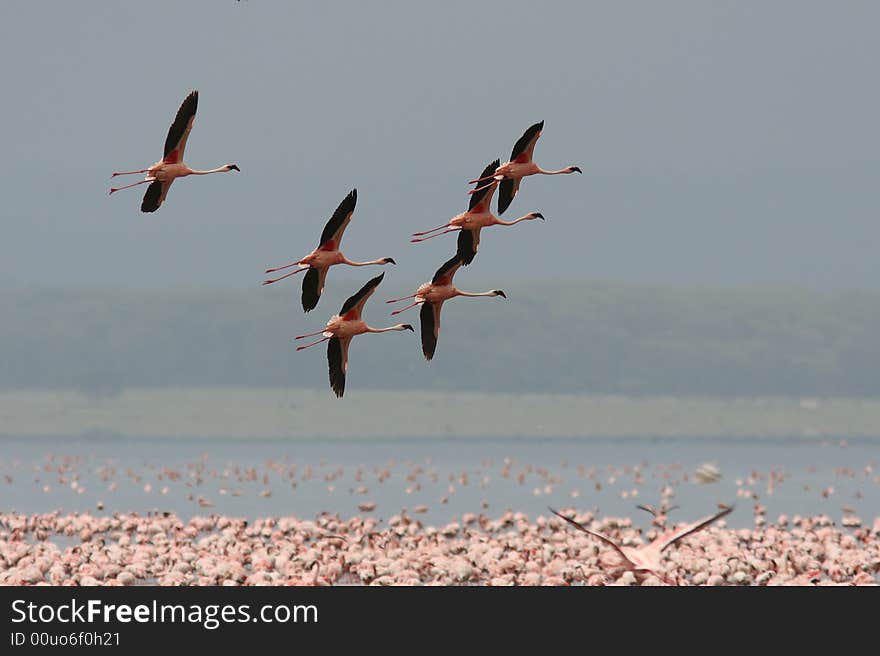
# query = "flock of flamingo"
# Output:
<box><xmin>109</xmin><ymin>90</ymin><xmax>581</xmax><ymax>398</ymax></box>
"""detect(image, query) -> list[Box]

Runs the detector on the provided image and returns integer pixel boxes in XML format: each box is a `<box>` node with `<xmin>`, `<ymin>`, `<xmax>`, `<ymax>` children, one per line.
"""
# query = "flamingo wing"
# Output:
<box><xmin>327</xmin><ymin>336</ymin><xmax>352</xmax><ymax>398</ymax></box>
<box><xmin>497</xmin><ymin>177</ymin><xmax>520</xmax><ymax>215</ymax></box>
<box><xmin>468</xmin><ymin>159</ymin><xmax>500</xmax><ymax>212</ymax></box>
<box><xmin>141</xmin><ymin>179</ymin><xmax>173</xmax><ymax>213</ymax></box>
<box><xmin>431</xmin><ymin>254</ymin><xmax>463</xmax><ymax>285</ymax></box>
<box><xmin>509</xmin><ymin>120</ymin><xmax>544</xmax><ymax>163</ymax></box>
<box><xmin>163</xmin><ymin>90</ymin><xmax>198</xmax><ymax>163</ymax></box>
<box><xmin>301</xmin><ymin>266</ymin><xmax>329</xmax><ymax>313</ymax></box>
<box><xmin>657</xmin><ymin>505</ymin><xmax>733</xmax><ymax>553</ymax></box>
<box><xmin>419</xmin><ymin>301</ymin><xmax>444</xmax><ymax>361</ymax></box>
<box><xmin>455</xmin><ymin>227</ymin><xmax>481</xmax><ymax>266</ymax></box>
<box><xmin>318</xmin><ymin>189</ymin><xmax>357</xmax><ymax>250</ymax></box>
<box><xmin>339</xmin><ymin>272</ymin><xmax>385</xmax><ymax>320</ymax></box>
<box><xmin>549</xmin><ymin>508</ymin><xmax>630</xmax><ymax>562</ymax></box>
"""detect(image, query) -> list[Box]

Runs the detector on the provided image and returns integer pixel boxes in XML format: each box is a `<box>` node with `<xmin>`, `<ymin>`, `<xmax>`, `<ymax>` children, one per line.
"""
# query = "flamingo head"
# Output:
<box><xmin>382</xmin><ymin>257</ymin><xmax>396</xmax><ymax>265</ymax></box>
<box><xmin>493</xmin><ymin>290</ymin><xmax>507</xmax><ymax>299</ymax></box>
<box><xmin>531</xmin><ymin>212</ymin><xmax>545</xmax><ymax>221</ymax></box>
<box><xmin>226</xmin><ymin>164</ymin><xmax>241</xmax><ymax>172</ymax></box>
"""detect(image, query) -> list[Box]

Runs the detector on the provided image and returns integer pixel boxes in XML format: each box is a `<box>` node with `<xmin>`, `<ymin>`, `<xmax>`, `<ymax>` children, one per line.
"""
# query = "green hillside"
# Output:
<box><xmin>3</xmin><ymin>282</ymin><xmax>880</xmax><ymax>396</ymax></box>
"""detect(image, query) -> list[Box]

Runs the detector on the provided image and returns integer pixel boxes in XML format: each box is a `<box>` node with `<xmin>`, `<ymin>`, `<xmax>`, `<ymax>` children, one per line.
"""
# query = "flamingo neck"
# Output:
<box><xmin>187</xmin><ymin>166</ymin><xmax>232</xmax><ymax>175</ymax></box>
<box><xmin>536</xmin><ymin>166</ymin><xmax>572</xmax><ymax>175</ymax></box>
<box><xmin>342</xmin><ymin>256</ymin><xmax>386</xmax><ymax>266</ymax></box>
<box><xmin>366</xmin><ymin>324</ymin><xmax>409</xmax><ymax>333</ymax></box>
<box><xmin>495</xmin><ymin>213</ymin><xmax>535</xmax><ymax>226</ymax></box>
<box><xmin>456</xmin><ymin>289</ymin><xmax>499</xmax><ymax>298</ymax></box>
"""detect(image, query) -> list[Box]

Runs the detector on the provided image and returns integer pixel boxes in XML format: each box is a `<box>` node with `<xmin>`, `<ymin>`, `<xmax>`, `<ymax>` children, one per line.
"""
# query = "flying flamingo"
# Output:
<box><xmin>294</xmin><ymin>273</ymin><xmax>413</xmax><ymax>397</ymax></box>
<box><xmin>109</xmin><ymin>90</ymin><xmax>239</xmax><ymax>212</ymax></box>
<box><xmin>385</xmin><ymin>255</ymin><xmax>506</xmax><ymax>360</ymax></box>
<box><xmin>550</xmin><ymin>505</ymin><xmax>733</xmax><ymax>585</ymax></box>
<box><xmin>469</xmin><ymin>121</ymin><xmax>581</xmax><ymax>214</ymax></box>
<box><xmin>263</xmin><ymin>189</ymin><xmax>396</xmax><ymax>312</ymax></box>
<box><xmin>411</xmin><ymin>159</ymin><xmax>543</xmax><ymax>265</ymax></box>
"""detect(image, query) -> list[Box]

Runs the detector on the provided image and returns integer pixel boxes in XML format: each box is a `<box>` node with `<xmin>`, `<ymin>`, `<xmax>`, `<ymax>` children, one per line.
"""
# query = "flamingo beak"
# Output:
<box><xmin>402</xmin><ymin>324</ymin><xmax>414</xmax><ymax>331</ymax></box>
<box><xmin>571</xmin><ymin>166</ymin><xmax>582</xmax><ymax>174</ymax></box>
<box><xmin>533</xmin><ymin>213</ymin><xmax>544</xmax><ymax>220</ymax></box>
<box><xmin>384</xmin><ymin>258</ymin><xmax>397</xmax><ymax>265</ymax></box>
<box><xmin>228</xmin><ymin>164</ymin><xmax>241</xmax><ymax>172</ymax></box>
<box><xmin>495</xmin><ymin>290</ymin><xmax>507</xmax><ymax>298</ymax></box>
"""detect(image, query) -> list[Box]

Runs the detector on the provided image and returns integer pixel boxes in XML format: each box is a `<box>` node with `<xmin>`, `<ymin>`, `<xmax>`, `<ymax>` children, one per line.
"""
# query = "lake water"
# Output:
<box><xmin>1</xmin><ymin>436</ymin><xmax>878</xmax><ymax>529</ymax></box>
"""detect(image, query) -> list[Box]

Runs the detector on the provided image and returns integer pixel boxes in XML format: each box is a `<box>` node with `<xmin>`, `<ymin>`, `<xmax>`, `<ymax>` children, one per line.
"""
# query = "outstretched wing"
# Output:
<box><xmin>456</xmin><ymin>227</ymin><xmax>481</xmax><ymax>266</ymax></box>
<box><xmin>549</xmin><ymin>508</ymin><xmax>630</xmax><ymax>561</ymax></box>
<box><xmin>327</xmin><ymin>336</ymin><xmax>352</xmax><ymax>398</ymax></box>
<box><xmin>509</xmin><ymin>120</ymin><xmax>543</xmax><ymax>163</ymax></box>
<box><xmin>164</xmin><ymin>90</ymin><xmax>198</xmax><ymax>163</ymax></box>
<box><xmin>419</xmin><ymin>301</ymin><xmax>443</xmax><ymax>361</ymax></box>
<box><xmin>497</xmin><ymin>177</ymin><xmax>520</xmax><ymax>215</ymax></box>
<box><xmin>468</xmin><ymin>159</ymin><xmax>500</xmax><ymax>212</ymax></box>
<box><xmin>141</xmin><ymin>179</ymin><xmax>173</xmax><ymax>213</ymax></box>
<box><xmin>339</xmin><ymin>272</ymin><xmax>385</xmax><ymax>319</ymax></box>
<box><xmin>431</xmin><ymin>254</ymin><xmax>463</xmax><ymax>285</ymax></box>
<box><xmin>657</xmin><ymin>505</ymin><xmax>733</xmax><ymax>553</ymax></box>
<box><xmin>318</xmin><ymin>189</ymin><xmax>357</xmax><ymax>250</ymax></box>
<box><xmin>301</xmin><ymin>266</ymin><xmax>329</xmax><ymax>313</ymax></box>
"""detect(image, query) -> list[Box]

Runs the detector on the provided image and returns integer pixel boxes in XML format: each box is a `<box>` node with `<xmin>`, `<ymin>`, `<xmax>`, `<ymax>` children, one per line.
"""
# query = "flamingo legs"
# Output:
<box><xmin>385</xmin><ymin>293</ymin><xmax>420</xmax><ymax>304</ymax></box>
<box><xmin>412</xmin><ymin>223</ymin><xmax>454</xmax><ymax>236</ymax></box>
<box><xmin>390</xmin><ymin>300</ymin><xmax>423</xmax><ymax>315</ymax></box>
<box><xmin>263</xmin><ymin>266</ymin><xmax>309</xmax><ymax>285</ymax></box>
<box><xmin>410</xmin><ymin>228</ymin><xmax>460</xmax><ymax>243</ymax></box>
<box><xmin>109</xmin><ymin>177</ymin><xmax>156</xmax><ymax>195</ymax></box>
<box><xmin>469</xmin><ymin>178</ymin><xmax>503</xmax><ymax>194</ymax></box>
<box><xmin>265</xmin><ymin>261</ymin><xmax>305</xmax><ymax>274</ymax></box>
<box><xmin>111</xmin><ymin>168</ymin><xmax>151</xmax><ymax>177</ymax></box>
<box><xmin>295</xmin><ymin>337</ymin><xmax>329</xmax><ymax>351</ymax></box>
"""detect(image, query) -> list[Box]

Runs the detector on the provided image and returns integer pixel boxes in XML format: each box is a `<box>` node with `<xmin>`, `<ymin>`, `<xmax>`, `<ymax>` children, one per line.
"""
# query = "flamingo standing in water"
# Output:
<box><xmin>263</xmin><ymin>189</ymin><xmax>396</xmax><ymax>312</ymax></box>
<box><xmin>469</xmin><ymin>121</ymin><xmax>581</xmax><ymax>214</ymax></box>
<box><xmin>411</xmin><ymin>160</ymin><xmax>543</xmax><ymax>265</ymax></box>
<box><xmin>550</xmin><ymin>505</ymin><xmax>733</xmax><ymax>584</ymax></box>
<box><xmin>386</xmin><ymin>255</ymin><xmax>506</xmax><ymax>360</ymax></box>
<box><xmin>109</xmin><ymin>91</ymin><xmax>239</xmax><ymax>212</ymax></box>
<box><xmin>295</xmin><ymin>273</ymin><xmax>413</xmax><ymax>397</ymax></box>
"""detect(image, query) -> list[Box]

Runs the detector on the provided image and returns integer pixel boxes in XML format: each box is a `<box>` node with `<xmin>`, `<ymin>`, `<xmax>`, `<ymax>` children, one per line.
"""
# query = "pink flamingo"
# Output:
<box><xmin>385</xmin><ymin>255</ymin><xmax>506</xmax><ymax>360</ymax></box>
<box><xmin>263</xmin><ymin>189</ymin><xmax>396</xmax><ymax>312</ymax></box>
<box><xmin>550</xmin><ymin>505</ymin><xmax>733</xmax><ymax>584</ymax></box>
<box><xmin>411</xmin><ymin>159</ymin><xmax>543</xmax><ymax>265</ymax></box>
<box><xmin>295</xmin><ymin>273</ymin><xmax>413</xmax><ymax>397</ymax></box>
<box><xmin>109</xmin><ymin>91</ymin><xmax>239</xmax><ymax>212</ymax></box>
<box><xmin>469</xmin><ymin>121</ymin><xmax>581</xmax><ymax>214</ymax></box>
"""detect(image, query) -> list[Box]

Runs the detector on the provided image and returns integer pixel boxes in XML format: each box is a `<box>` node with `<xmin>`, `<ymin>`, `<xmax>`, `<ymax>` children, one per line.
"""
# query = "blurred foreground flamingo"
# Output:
<box><xmin>550</xmin><ymin>504</ymin><xmax>733</xmax><ymax>584</ymax></box>
<box><xmin>109</xmin><ymin>91</ymin><xmax>239</xmax><ymax>212</ymax></box>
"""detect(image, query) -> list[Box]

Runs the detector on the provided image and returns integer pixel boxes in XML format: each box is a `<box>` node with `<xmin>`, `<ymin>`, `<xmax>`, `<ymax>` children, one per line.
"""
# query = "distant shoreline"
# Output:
<box><xmin>2</xmin><ymin>387</ymin><xmax>880</xmax><ymax>440</ymax></box>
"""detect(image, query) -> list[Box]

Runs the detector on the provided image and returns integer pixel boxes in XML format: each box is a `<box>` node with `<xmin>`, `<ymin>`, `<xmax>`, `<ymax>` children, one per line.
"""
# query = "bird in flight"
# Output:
<box><xmin>469</xmin><ymin>121</ymin><xmax>581</xmax><ymax>214</ymax></box>
<box><xmin>263</xmin><ymin>189</ymin><xmax>396</xmax><ymax>312</ymax></box>
<box><xmin>109</xmin><ymin>91</ymin><xmax>239</xmax><ymax>212</ymax></box>
<box><xmin>294</xmin><ymin>273</ymin><xmax>413</xmax><ymax>397</ymax></box>
<box><xmin>386</xmin><ymin>255</ymin><xmax>506</xmax><ymax>360</ymax></box>
<box><xmin>550</xmin><ymin>504</ymin><xmax>733</xmax><ymax>584</ymax></box>
<box><xmin>411</xmin><ymin>159</ymin><xmax>544</xmax><ymax>265</ymax></box>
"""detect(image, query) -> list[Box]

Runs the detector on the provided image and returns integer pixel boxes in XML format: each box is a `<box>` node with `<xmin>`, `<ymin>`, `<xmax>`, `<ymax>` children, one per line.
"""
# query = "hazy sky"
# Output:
<box><xmin>2</xmin><ymin>2</ymin><xmax>878</xmax><ymax>291</ymax></box>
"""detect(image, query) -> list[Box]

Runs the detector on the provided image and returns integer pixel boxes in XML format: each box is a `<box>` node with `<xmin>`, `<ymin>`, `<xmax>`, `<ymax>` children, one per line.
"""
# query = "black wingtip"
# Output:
<box><xmin>301</xmin><ymin>267</ymin><xmax>321</xmax><ymax>312</ymax></box>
